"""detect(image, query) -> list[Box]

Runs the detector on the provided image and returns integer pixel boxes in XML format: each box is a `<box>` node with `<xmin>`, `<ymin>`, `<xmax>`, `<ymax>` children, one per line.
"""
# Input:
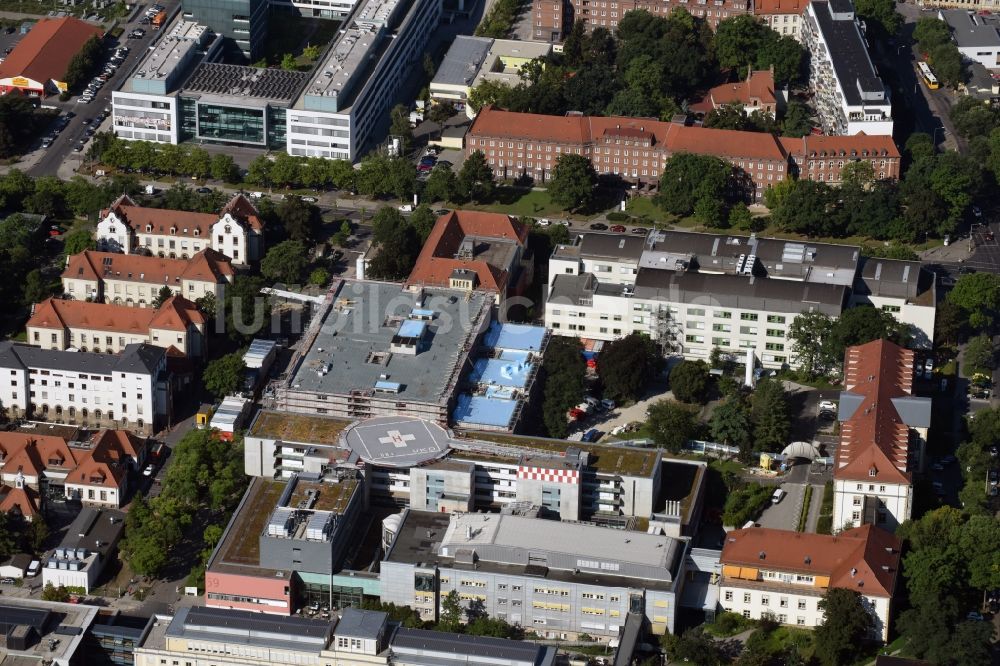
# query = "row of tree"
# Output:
<box><xmin>540</xmin><ymin>337</ymin><xmax>587</xmax><ymax>439</ymax></box>
<box><xmin>914</xmin><ymin>17</ymin><xmax>966</xmax><ymax>89</ymax></box>
<box><xmin>96</xmin><ymin>134</ymin><xmax>240</xmax><ymax>182</ymax></box>
<box><xmin>789</xmin><ymin>307</ymin><xmax>908</xmax><ymax>378</ymax></box>
<box><xmin>120</xmin><ymin>429</ymin><xmax>247</xmax><ymax>577</ymax></box>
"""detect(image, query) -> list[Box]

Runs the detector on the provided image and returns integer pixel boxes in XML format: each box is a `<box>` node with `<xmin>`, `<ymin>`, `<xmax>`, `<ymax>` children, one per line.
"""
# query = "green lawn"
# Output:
<box><xmin>465</xmin><ymin>189</ymin><xmax>570</xmax><ymax>219</ymax></box>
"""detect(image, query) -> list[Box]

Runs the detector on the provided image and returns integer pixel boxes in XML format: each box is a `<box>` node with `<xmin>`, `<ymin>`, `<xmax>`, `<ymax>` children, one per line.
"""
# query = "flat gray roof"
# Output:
<box><xmin>431</xmin><ymin>35</ymin><xmax>492</xmax><ymax>87</ymax></box>
<box><xmin>810</xmin><ymin>0</ymin><xmax>886</xmax><ymax>106</ymax></box>
<box><xmin>165</xmin><ymin>606</ymin><xmax>332</xmax><ymax>651</ymax></box>
<box><xmin>334</xmin><ymin>607</ymin><xmax>386</xmax><ymax>639</ymax></box>
<box><xmin>288</xmin><ymin>281</ymin><xmax>490</xmax><ymax>404</ymax></box>
<box><xmin>392</xmin><ymin>627</ymin><xmax>556</xmax><ymax>665</ymax></box>
<box><xmin>856</xmin><ymin>257</ymin><xmax>930</xmax><ymax>301</ymax></box>
<box><xmin>341</xmin><ymin>416</ymin><xmax>451</xmax><ymax>468</ymax></box>
<box><xmin>940</xmin><ymin>9</ymin><xmax>1000</xmax><ymax>48</ymax></box>
<box><xmin>577</xmin><ymin>232</ymin><xmax>648</xmax><ymax>261</ymax></box>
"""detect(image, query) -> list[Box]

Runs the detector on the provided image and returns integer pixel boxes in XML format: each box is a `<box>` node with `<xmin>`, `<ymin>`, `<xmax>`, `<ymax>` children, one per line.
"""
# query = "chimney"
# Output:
<box><xmin>466</xmin><ymin>525</ymin><xmax>472</xmax><ymax>539</ymax></box>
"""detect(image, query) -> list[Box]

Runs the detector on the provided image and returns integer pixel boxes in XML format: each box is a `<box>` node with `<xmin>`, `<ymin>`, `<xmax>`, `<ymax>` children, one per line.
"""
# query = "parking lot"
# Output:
<box><xmin>0</xmin><ymin>25</ymin><xmax>25</xmax><ymax>61</ymax></box>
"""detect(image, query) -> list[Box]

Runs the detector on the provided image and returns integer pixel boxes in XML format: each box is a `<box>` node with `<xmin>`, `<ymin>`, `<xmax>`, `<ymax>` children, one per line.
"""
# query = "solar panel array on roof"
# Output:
<box><xmin>185</xmin><ymin>62</ymin><xmax>309</xmax><ymax>101</ymax></box>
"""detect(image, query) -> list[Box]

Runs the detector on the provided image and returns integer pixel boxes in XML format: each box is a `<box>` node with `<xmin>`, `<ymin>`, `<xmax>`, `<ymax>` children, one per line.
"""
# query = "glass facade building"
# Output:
<box><xmin>181</xmin><ymin>0</ymin><xmax>268</xmax><ymax>59</ymax></box>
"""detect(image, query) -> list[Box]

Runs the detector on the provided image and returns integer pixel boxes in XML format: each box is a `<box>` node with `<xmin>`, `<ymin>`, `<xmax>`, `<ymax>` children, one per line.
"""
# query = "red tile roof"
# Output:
<box><xmin>836</xmin><ymin>339</ymin><xmax>917</xmax><ymax>485</ymax></box>
<box><xmin>0</xmin><ymin>484</ymin><xmax>39</xmax><ymax>519</ymax></box>
<box><xmin>753</xmin><ymin>0</ymin><xmax>806</xmax><ymax>14</ymax></box>
<box><xmin>721</xmin><ymin>524</ymin><xmax>902</xmax><ymax>598</ymax></box>
<box><xmin>708</xmin><ymin>70</ymin><xmax>777</xmax><ymax>108</ymax></box>
<box><xmin>0</xmin><ymin>18</ymin><xmax>103</xmax><ymax>87</ymax></box>
<box><xmin>28</xmin><ymin>295</ymin><xmax>203</xmax><ymax>335</ymax></box>
<box><xmin>63</xmin><ymin>249</ymin><xmax>234</xmax><ymax>287</ymax></box>
<box><xmin>782</xmin><ymin>133</ymin><xmax>901</xmax><ymax>159</ymax></box>
<box><xmin>469</xmin><ymin>106</ymin><xmax>788</xmax><ymax>161</ymax></box>
<box><xmin>105</xmin><ymin>193</ymin><xmax>264</xmax><ymax>236</ymax></box>
<box><xmin>406</xmin><ymin>211</ymin><xmax>527</xmax><ymax>293</ymax></box>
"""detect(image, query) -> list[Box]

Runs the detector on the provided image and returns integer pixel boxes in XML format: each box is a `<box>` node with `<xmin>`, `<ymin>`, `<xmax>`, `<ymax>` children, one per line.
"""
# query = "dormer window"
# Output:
<box><xmin>224</xmin><ymin>225</ymin><xmax>232</xmax><ymax>233</ymax></box>
<box><xmin>170</xmin><ymin>226</ymin><xmax>177</xmax><ymax>235</ymax></box>
<box><xmin>869</xmin><ymin>468</ymin><xmax>877</xmax><ymax>477</ymax></box>
<box><xmin>146</xmin><ymin>224</ymin><xmax>152</xmax><ymax>232</ymax></box>
<box><xmin>194</xmin><ymin>228</ymin><xmax>200</xmax><ymax>237</ymax></box>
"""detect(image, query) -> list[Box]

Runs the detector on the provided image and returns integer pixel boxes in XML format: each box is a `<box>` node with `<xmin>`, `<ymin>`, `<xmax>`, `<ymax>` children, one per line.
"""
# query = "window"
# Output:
<box><xmin>796</xmin><ymin>617</ymin><xmax>806</xmax><ymax>626</ymax></box>
<box><xmin>881</xmin><ymin>304</ymin><xmax>901</xmax><ymax>313</ymax></box>
<box><xmin>761</xmin><ymin>595</ymin><xmax>769</xmax><ymax>606</ymax></box>
<box><xmin>744</xmin><ymin>593</ymin><xmax>751</xmax><ymax>603</ymax></box>
<box><xmin>766</xmin><ymin>329</ymin><xmax>784</xmax><ymax>337</ymax></box>
<box><xmin>714</xmin><ymin>310</ymin><xmax>732</xmax><ymax>319</ymax></box>
<box><xmin>780</xmin><ymin>597</ymin><xmax>788</xmax><ymax>608</ymax></box>
<box><xmin>724</xmin><ymin>591</ymin><xmax>733</xmax><ymax>601</ymax></box>
<box><xmin>798</xmin><ymin>600</ymin><xmax>806</xmax><ymax>610</ymax></box>
<box><xmin>766</xmin><ymin>315</ymin><xmax>786</xmax><ymax>324</ymax></box>
<box><xmin>687</xmin><ymin>308</ymin><xmax>705</xmax><ymax>316</ymax></box>
<box><xmin>741</xmin><ymin>313</ymin><xmax>758</xmax><ymax>321</ymax></box>
<box><xmin>765</xmin><ymin>342</ymin><xmax>784</xmax><ymax>351</ymax></box>
<box><xmin>743</xmin><ymin>610</ymin><xmax>751</xmax><ymax>618</ymax></box>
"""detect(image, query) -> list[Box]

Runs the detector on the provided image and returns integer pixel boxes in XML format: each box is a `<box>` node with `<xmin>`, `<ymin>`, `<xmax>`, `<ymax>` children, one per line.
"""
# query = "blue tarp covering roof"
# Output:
<box><xmin>470</xmin><ymin>358</ymin><xmax>532</xmax><ymax>388</ymax></box>
<box><xmin>453</xmin><ymin>394</ymin><xmax>517</xmax><ymax>428</ymax></box>
<box><xmin>481</xmin><ymin>322</ymin><xmax>546</xmax><ymax>352</ymax></box>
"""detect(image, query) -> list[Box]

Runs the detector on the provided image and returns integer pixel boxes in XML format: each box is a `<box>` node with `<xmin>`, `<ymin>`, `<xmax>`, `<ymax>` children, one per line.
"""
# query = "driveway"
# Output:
<box><xmin>756</xmin><ymin>483</ymin><xmax>803</xmax><ymax>531</ymax></box>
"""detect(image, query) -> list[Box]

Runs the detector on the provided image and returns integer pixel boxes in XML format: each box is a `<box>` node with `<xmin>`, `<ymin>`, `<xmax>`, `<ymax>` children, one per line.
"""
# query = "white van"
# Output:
<box><xmin>771</xmin><ymin>488</ymin><xmax>786</xmax><ymax>504</ymax></box>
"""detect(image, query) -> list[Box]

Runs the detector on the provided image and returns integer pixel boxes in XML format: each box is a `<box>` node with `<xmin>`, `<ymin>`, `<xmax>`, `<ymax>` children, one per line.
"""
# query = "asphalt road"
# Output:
<box><xmin>27</xmin><ymin>0</ymin><xmax>181</xmax><ymax>178</ymax></box>
<box><xmin>756</xmin><ymin>483</ymin><xmax>803</xmax><ymax>531</ymax></box>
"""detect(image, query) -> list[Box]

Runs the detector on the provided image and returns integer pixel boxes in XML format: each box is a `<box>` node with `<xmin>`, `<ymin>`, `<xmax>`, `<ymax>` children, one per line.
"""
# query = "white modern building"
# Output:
<box><xmin>831</xmin><ymin>339</ymin><xmax>931</xmax><ymax>533</ymax></box>
<box><xmin>720</xmin><ymin>525</ymin><xmax>901</xmax><ymax>641</ymax></box>
<box><xmin>0</xmin><ymin>342</ymin><xmax>169</xmax><ymax>435</ymax></box>
<box><xmin>802</xmin><ymin>0</ymin><xmax>893</xmax><ymax>135</ymax></box>
<box><xmin>544</xmin><ymin>231</ymin><xmax>935</xmax><ymax>370</ymax></box>
<box><xmin>939</xmin><ymin>9</ymin><xmax>1000</xmax><ymax>69</ymax></box>
<box><xmin>285</xmin><ymin>0</ymin><xmax>442</xmax><ymax>160</ymax></box>
<box><xmin>42</xmin><ymin>507</ymin><xmax>125</xmax><ymax>594</ymax></box>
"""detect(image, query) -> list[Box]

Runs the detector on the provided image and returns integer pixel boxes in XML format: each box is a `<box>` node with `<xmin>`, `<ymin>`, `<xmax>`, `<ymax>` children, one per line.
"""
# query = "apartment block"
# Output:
<box><xmin>532</xmin><ymin>0</ymin><xmax>568</xmax><ymax>41</ymax></box>
<box><xmin>381</xmin><ymin>510</ymin><xmax>687</xmax><ymax>638</ymax></box>
<box><xmin>802</xmin><ymin>0</ymin><xmax>892</xmax><ymax>135</ymax></box>
<box><xmin>754</xmin><ymin>0</ymin><xmax>806</xmax><ymax>39</ymax></box>
<box><xmin>62</xmin><ymin>249</ymin><xmax>234</xmax><ymax>307</ymax></box>
<box><xmin>782</xmin><ymin>134</ymin><xmax>902</xmax><ymax>183</ymax></box>
<box><xmin>181</xmin><ymin>0</ymin><xmax>268</xmax><ymax>59</ymax></box>
<box><xmin>566</xmin><ymin>0</ymin><xmax>751</xmax><ymax>31</ymax></box>
<box><xmin>0</xmin><ymin>342</ymin><xmax>169</xmax><ymax>435</ymax></box>
<box><xmin>832</xmin><ymin>340</ymin><xmax>931</xmax><ymax>533</ymax></box>
<box><xmin>96</xmin><ymin>193</ymin><xmax>264</xmax><ymax>265</ymax></box>
<box><xmin>720</xmin><ymin>525</ymin><xmax>902</xmax><ymax>641</ymax></box>
<box><xmin>26</xmin><ymin>296</ymin><xmax>206</xmax><ymax>358</ymax></box>
<box><xmin>543</xmin><ymin>230</ymin><xmax>934</xmax><ymax>369</ymax></box>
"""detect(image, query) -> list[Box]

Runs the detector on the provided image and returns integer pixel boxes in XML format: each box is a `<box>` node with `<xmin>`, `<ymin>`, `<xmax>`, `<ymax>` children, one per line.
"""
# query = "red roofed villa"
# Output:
<box><xmin>720</xmin><ymin>524</ymin><xmax>902</xmax><ymax>641</ymax></box>
<box><xmin>0</xmin><ymin>17</ymin><xmax>104</xmax><ymax>96</ymax></box>
<box><xmin>404</xmin><ymin>211</ymin><xmax>529</xmax><ymax>305</ymax></box>
<box><xmin>832</xmin><ymin>339</ymin><xmax>931</xmax><ymax>533</ymax></box>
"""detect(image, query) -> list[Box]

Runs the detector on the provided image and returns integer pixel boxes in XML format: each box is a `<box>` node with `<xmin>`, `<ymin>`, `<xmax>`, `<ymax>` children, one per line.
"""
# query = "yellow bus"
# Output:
<box><xmin>918</xmin><ymin>61</ymin><xmax>940</xmax><ymax>90</ymax></box>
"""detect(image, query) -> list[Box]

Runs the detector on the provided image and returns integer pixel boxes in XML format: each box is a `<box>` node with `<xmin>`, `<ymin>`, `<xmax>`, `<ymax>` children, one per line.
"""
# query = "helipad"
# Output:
<box><xmin>341</xmin><ymin>416</ymin><xmax>452</xmax><ymax>468</ymax></box>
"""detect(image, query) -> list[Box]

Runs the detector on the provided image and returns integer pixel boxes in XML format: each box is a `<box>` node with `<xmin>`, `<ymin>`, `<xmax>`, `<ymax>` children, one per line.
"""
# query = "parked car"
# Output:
<box><xmin>26</xmin><ymin>560</ymin><xmax>39</xmax><ymax>577</ymax></box>
<box><xmin>989</xmin><ymin>469</ymin><xmax>998</xmax><ymax>485</ymax></box>
<box><xmin>609</xmin><ymin>224</ymin><xmax>627</xmax><ymax>233</ymax></box>
<box><xmin>818</xmin><ymin>400</ymin><xmax>837</xmax><ymax>412</ymax></box>
<box><xmin>941</xmin><ymin>455</ymin><xmax>957</xmax><ymax>465</ymax></box>
<box><xmin>600</xmin><ymin>398</ymin><xmax>616</xmax><ymax>411</ymax></box>
<box><xmin>196</xmin><ymin>187</ymin><xmax>212</xmax><ymax>194</ymax></box>
<box><xmin>581</xmin><ymin>428</ymin><xmax>601</xmax><ymax>443</ymax></box>
<box><xmin>930</xmin><ymin>461</ymin><xmax>944</xmax><ymax>472</ymax></box>
<box><xmin>301</xmin><ymin>196</ymin><xmax>318</xmax><ymax>203</ymax></box>
<box><xmin>536</xmin><ymin>218</ymin><xmax>551</xmax><ymax>227</ymax></box>
<box><xmin>972</xmin><ymin>205</ymin><xmax>982</xmax><ymax>218</ymax></box>
<box><xmin>924</xmin><ymin>358</ymin><xmax>934</xmax><ymax>377</ymax></box>
<box><xmin>556</xmin><ymin>220</ymin><xmax>570</xmax><ymax>227</ymax></box>
<box><xmin>771</xmin><ymin>488</ymin><xmax>786</xmax><ymax>504</ymax></box>
<box><xmin>967</xmin><ymin>611</ymin><xmax>985</xmax><ymax>622</ymax></box>
<box><xmin>398</xmin><ymin>204</ymin><xmax>414</xmax><ymax>212</ymax></box>
<box><xmin>932</xmin><ymin>481</ymin><xmax>945</xmax><ymax>495</ymax></box>
<box><xmin>434</xmin><ymin>209</ymin><xmax>449</xmax><ymax>216</ymax></box>
<box><xmin>589</xmin><ymin>223</ymin><xmax>608</xmax><ymax>230</ymax></box>
<box><xmin>0</xmin><ymin>578</ymin><xmax>15</xmax><ymax>585</ymax></box>
<box><xmin>631</xmin><ymin>227</ymin><xmax>648</xmax><ymax>234</ymax></box>
<box><xmin>143</xmin><ymin>464</ymin><xmax>155</xmax><ymax>477</ymax></box>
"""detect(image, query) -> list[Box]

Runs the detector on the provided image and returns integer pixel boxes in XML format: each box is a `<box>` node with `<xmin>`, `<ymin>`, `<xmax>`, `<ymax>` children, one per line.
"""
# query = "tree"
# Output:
<box><xmin>331</xmin><ymin>220</ymin><xmax>352</xmax><ymax>247</ymax></box>
<box><xmin>948</xmin><ymin>272</ymin><xmax>1000</xmax><ymax>331</ymax></box>
<box><xmin>422</xmin><ymin>165</ymin><xmax>457</xmax><ymax>203</ymax></box>
<box><xmin>771</xmin><ymin>179</ymin><xmax>836</xmax><ymax>236</ymax></box>
<box><xmin>781</xmin><ymin>100</ymin><xmax>813</xmax><ymax>138</ymax></box>
<box><xmin>41</xmin><ymin>583</ymin><xmax>71</xmax><ymax>602</ymax></box>
<box><xmin>276</xmin><ymin>196</ymin><xmax>320</xmax><ymax>242</ymax></box>
<box><xmin>210</xmin><ymin>154</ymin><xmax>239</xmax><ymax>183</ymax></box>
<box><xmin>934</xmin><ymin>300</ymin><xmax>963</xmax><ymax>347</ymax></box>
<box><xmin>0</xmin><ymin>97</ymin><xmax>41</xmax><ymax>158</ymax></box>
<box><xmin>151</xmin><ymin>285</ymin><xmax>173</xmax><ymax>309</ymax></box>
<box><xmin>246</xmin><ymin>154</ymin><xmax>272</xmax><ymax>187</ymax></box>
<box><xmin>438</xmin><ymin>590</ymin><xmax>464</xmax><ymax>633</ymax></box>
<box><xmin>669</xmin><ymin>360</ymin><xmax>710</xmax><ymax>404</ymax></box>
<box><xmin>270</xmin><ymin>153</ymin><xmax>301</xmax><ymax>188</ymax></box>
<box><xmin>302</xmin><ymin>44</ymin><xmax>321</xmax><ymax>61</ymax></box>
<box><xmin>728</xmin><ymin>202</ymin><xmax>754</xmax><ymax>230</ymax></box>
<box><xmin>22</xmin><ymin>269</ymin><xmax>52</xmax><ymax>306</ymax></box>
<box><xmin>813</xmin><ymin>588</ymin><xmax>874</xmax><ymax>666</ymax></box>
<box><xmin>261</xmin><ymin>240</ymin><xmax>309</xmax><ymax>285</ymax></box>
<box><xmin>63</xmin><ymin>228</ymin><xmax>95</xmax><ymax>255</ymax></box>
<box><xmin>409</xmin><ymin>205</ymin><xmax>437</xmax><ymax>243</ymax></box>
<box><xmin>655</xmin><ymin>153</ymin><xmax>732</xmax><ymax>217</ymax></box>
<box><xmin>854</xmin><ymin>0</ymin><xmax>901</xmax><ymax>37</ymax></box>
<box><xmin>0</xmin><ymin>513</ymin><xmax>15</xmax><ymax>561</ymax></box>
<box><xmin>280</xmin><ymin>53</ymin><xmax>298</xmax><ymax>71</ymax></box>
<box><xmin>389</xmin><ymin>104</ymin><xmax>414</xmax><ymax>155</ymax></box>
<box><xmin>367</xmin><ymin>207</ymin><xmax>421</xmax><ymax>280</ymax></box>
<box><xmin>664</xmin><ymin>628</ymin><xmax>725</xmax><ymax>666</ymax></box>
<box><xmin>457</xmin><ymin>150</ymin><xmax>495</xmax><ymax>203</ymax></box>
<box><xmin>202</xmin><ymin>351</ymin><xmax>246</xmax><ymax>399</ymax></box>
<box><xmin>599</xmin><ymin>333</ymin><xmax>661</xmax><ymax>402</ymax></box>
<box><xmin>647</xmin><ymin>400</ymin><xmax>699</xmax><ymax>453</ymax></box>
<box><xmin>711</xmin><ymin>394</ymin><xmax>752</xmax><ymax>456</ymax></box>
<box><xmin>308</xmin><ymin>267</ymin><xmax>331</xmax><ymax>287</ymax></box>
<box><xmin>789</xmin><ymin>311</ymin><xmax>835</xmax><ymax>377</ymax></box>
<box><xmin>931</xmin><ymin>42</ymin><xmax>965</xmax><ymax>89</ymax></box>
<box><xmin>63</xmin><ymin>36</ymin><xmax>102</xmax><ymax>92</ymax></box>
<box><xmin>24</xmin><ymin>518</ymin><xmax>48</xmax><ymax>554</ymax></box>
<box><xmin>751</xmin><ymin>378</ymin><xmax>790</xmax><ymax>451</ymax></box>
<box><xmin>964</xmin><ymin>334</ymin><xmax>994</xmax><ymax>376</ymax></box>
<box><xmin>827</xmin><ymin>306</ymin><xmax>907</xmax><ymax>362</ymax></box>
<box><xmin>714</xmin><ymin>16</ymin><xmax>770</xmax><ymax>76</ymax></box>
<box><xmin>547</xmin><ymin>154</ymin><xmax>598</xmax><ymax>211</ymax></box>
<box><xmin>914</xmin><ymin>17</ymin><xmax>952</xmax><ymax>52</ymax></box>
